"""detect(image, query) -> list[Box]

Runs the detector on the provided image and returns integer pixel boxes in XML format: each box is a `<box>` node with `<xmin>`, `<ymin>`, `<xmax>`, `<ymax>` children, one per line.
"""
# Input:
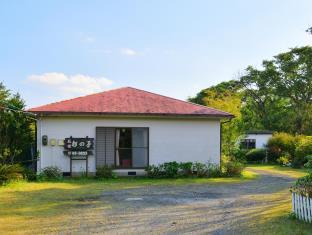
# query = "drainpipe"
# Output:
<box><xmin>220</xmin><ymin>118</ymin><xmax>233</xmax><ymax>168</ymax></box>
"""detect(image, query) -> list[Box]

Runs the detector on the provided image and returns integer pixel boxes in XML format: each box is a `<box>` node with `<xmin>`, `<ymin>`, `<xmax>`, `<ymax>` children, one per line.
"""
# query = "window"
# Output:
<box><xmin>115</xmin><ymin>128</ymin><xmax>148</xmax><ymax>168</ymax></box>
<box><xmin>240</xmin><ymin>139</ymin><xmax>256</xmax><ymax>149</ymax></box>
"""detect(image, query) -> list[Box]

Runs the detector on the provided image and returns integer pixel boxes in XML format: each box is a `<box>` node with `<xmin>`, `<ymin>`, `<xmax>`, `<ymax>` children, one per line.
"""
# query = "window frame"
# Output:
<box><xmin>114</xmin><ymin>127</ymin><xmax>149</xmax><ymax>169</ymax></box>
<box><xmin>240</xmin><ymin>138</ymin><xmax>256</xmax><ymax>149</ymax></box>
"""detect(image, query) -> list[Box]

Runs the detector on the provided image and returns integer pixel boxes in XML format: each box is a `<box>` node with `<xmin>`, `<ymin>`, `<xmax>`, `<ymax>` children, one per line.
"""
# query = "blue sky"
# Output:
<box><xmin>0</xmin><ymin>0</ymin><xmax>311</xmax><ymax>107</ymax></box>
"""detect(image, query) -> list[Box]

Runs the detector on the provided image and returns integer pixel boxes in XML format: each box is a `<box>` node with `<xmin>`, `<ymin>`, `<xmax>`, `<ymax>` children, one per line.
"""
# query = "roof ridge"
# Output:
<box><xmin>127</xmin><ymin>87</ymin><xmax>233</xmax><ymax>116</ymax></box>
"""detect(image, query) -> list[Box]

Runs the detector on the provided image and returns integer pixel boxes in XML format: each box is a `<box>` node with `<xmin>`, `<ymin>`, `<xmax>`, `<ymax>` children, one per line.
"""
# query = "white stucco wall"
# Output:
<box><xmin>244</xmin><ymin>134</ymin><xmax>272</xmax><ymax>148</ymax></box>
<box><xmin>37</xmin><ymin>116</ymin><xmax>221</xmax><ymax>173</ymax></box>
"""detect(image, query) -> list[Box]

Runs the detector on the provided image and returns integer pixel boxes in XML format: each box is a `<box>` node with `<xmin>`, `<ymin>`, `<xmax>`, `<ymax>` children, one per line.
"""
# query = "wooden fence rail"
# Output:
<box><xmin>292</xmin><ymin>192</ymin><xmax>312</xmax><ymax>223</ymax></box>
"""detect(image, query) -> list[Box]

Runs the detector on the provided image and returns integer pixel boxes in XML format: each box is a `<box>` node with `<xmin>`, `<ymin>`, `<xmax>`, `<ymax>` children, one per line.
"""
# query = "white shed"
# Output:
<box><xmin>240</xmin><ymin>131</ymin><xmax>273</xmax><ymax>149</ymax></box>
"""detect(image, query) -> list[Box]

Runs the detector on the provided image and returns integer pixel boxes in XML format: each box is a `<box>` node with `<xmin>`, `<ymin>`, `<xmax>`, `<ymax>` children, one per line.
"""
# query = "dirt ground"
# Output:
<box><xmin>71</xmin><ymin>169</ymin><xmax>295</xmax><ymax>234</ymax></box>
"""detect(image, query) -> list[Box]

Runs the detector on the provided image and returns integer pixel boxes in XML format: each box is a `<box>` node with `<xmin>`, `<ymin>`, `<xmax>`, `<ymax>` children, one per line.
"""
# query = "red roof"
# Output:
<box><xmin>28</xmin><ymin>87</ymin><xmax>233</xmax><ymax>118</ymax></box>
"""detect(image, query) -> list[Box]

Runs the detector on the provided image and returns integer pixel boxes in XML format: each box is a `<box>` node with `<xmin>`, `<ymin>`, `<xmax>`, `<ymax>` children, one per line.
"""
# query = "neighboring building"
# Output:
<box><xmin>240</xmin><ymin>130</ymin><xmax>273</xmax><ymax>149</ymax></box>
<box><xmin>29</xmin><ymin>87</ymin><xmax>233</xmax><ymax>176</ymax></box>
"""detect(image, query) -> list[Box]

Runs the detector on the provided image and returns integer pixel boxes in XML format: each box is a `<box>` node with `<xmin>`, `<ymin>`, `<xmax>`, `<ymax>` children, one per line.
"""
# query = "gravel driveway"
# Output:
<box><xmin>77</xmin><ymin>169</ymin><xmax>295</xmax><ymax>234</ymax></box>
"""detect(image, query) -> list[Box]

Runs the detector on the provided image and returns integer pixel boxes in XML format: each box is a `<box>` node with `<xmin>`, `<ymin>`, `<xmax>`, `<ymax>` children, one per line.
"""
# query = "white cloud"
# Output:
<box><xmin>120</xmin><ymin>48</ymin><xmax>138</xmax><ymax>56</ymax></box>
<box><xmin>27</xmin><ymin>72</ymin><xmax>113</xmax><ymax>96</ymax></box>
<box><xmin>84</xmin><ymin>36</ymin><xmax>95</xmax><ymax>43</ymax></box>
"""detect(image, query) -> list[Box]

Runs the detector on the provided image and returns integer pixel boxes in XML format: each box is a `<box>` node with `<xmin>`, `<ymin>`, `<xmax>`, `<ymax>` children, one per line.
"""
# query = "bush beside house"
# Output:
<box><xmin>146</xmin><ymin>160</ymin><xmax>244</xmax><ymax>178</ymax></box>
<box><xmin>238</xmin><ymin>132</ymin><xmax>312</xmax><ymax>168</ymax></box>
<box><xmin>245</xmin><ymin>148</ymin><xmax>267</xmax><ymax>163</ymax></box>
<box><xmin>267</xmin><ymin>133</ymin><xmax>312</xmax><ymax>168</ymax></box>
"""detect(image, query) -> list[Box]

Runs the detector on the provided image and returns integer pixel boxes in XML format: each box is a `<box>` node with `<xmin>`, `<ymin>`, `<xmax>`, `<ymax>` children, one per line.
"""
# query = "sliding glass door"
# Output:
<box><xmin>115</xmin><ymin>128</ymin><xmax>148</xmax><ymax>168</ymax></box>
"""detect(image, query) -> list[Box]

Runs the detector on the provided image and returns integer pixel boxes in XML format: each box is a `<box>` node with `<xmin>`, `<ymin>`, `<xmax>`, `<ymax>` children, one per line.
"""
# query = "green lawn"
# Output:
<box><xmin>247</xmin><ymin>164</ymin><xmax>309</xmax><ymax>178</ymax></box>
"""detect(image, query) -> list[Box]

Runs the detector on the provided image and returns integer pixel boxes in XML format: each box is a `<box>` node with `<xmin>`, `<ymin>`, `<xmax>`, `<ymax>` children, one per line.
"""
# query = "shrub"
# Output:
<box><xmin>206</xmin><ymin>163</ymin><xmax>222</xmax><ymax>177</ymax></box>
<box><xmin>267</xmin><ymin>133</ymin><xmax>303</xmax><ymax>162</ymax></box>
<box><xmin>290</xmin><ymin>173</ymin><xmax>312</xmax><ymax>197</ymax></box>
<box><xmin>146</xmin><ymin>165</ymin><xmax>164</xmax><ymax>178</ymax></box>
<box><xmin>38</xmin><ymin>166</ymin><xmax>62</xmax><ymax>181</ymax></box>
<box><xmin>231</xmin><ymin>148</ymin><xmax>248</xmax><ymax>163</ymax></box>
<box><xmin>162</xmin><ymin>161</ymin><xmax>180</xmax><ymax>178</ymax></box>
<box><xmin>0</xmin><ymin>164</ymin><xmax>24</xmax><ymax>185</ymax></box>
<box><xmin>303</xmin><ymin>155</ymin><xmax>312</xmax><ymax>170</ymax></box>
<box><xmin>96</xmin><ymin>165</ymin><xmax>116</xmax><ymax>179</ymax></box>
<box><xmin>146</xmin><ymin>162</ymin><xmax>221</xmax><ymax>178</ymax></box>
<box><xmin>23</xmin><ymin>167</ymin><xmax>37</xmax><ymax>181</ymax></box>
<box><xmin>221</xmin><ymin>156</ymin><xmax>245</xmax><ymax>177</ymax></box>
<box><xmin>179</xmin><ymin>162</ymin><xmax>193</xmax><ymax>177</ymax></box>
<box><xmin>294</xmin><ymin>137</ymin><xmax>312</xmax><ymax>167</ymax></box>
<box><xmin>245</xmin><ymin>148</ymin><xmax>267</xmax><ymax>163</ymax></box>
<box><xmin>277</xmin><ymin>154</ymin><xmax>292</xmax><ymax>166</ymax></box>
<box><xmin>192</xmin><ymin>162</ymin><xmax>209</xmax><ymax>177</ymax></box>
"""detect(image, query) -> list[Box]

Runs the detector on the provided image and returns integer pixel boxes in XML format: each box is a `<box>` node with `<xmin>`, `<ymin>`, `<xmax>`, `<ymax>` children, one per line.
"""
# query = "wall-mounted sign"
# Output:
<box><xmin>63</xmin><ymin>136</ymin><xmax>94</xmax><ymax>160</ymax></box>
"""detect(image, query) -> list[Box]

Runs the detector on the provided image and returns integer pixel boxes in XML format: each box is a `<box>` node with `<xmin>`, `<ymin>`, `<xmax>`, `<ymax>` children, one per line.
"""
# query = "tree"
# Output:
<box><xmin>0</xmin><ymin>82</ymin><xmax>34</xmax><ymax>164</ymax></box>
<box><xmin>240</xmin><ymin>62</ymin><xmax>290</xmax><ymax>132</ymax></box>
<box><xmin>240</xmin><ymin>46</ymin><xmax>312</xmax><ymax>135</ymax></box>
<box><xmin>273</xmin><ymin>47</ymin><xmax>312</xmax><ymax>134</ymax></box>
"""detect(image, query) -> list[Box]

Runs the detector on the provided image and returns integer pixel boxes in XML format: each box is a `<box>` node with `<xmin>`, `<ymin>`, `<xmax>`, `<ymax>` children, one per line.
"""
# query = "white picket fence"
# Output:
<box><xmin>292</xmin><ymin>192</ymin><xmax>312</xmax><ymax>223</ymax></box>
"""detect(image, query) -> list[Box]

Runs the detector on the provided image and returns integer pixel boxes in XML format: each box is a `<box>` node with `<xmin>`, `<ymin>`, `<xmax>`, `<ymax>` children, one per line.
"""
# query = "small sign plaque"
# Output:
<box><xmin>63</xmin><ymin>136</ymin><xmax>94</xmax><ymax>159</ymax></box>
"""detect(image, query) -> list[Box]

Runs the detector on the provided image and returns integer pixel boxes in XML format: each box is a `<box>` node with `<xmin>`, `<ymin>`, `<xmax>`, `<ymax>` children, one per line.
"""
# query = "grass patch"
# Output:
<box><xmin>247</xmin><ymin>164</ymin><xmax>309</xmax><ymax>178</ymax></box>
<box><xmin>245</xmin><ymin>189</ymin><xmax>312</xmax><ymax>234</ymax></box>
<box><xmin>244</xmin><ymin>164</ymin><xmax>312</xmax><ymax>234</ymax></box>
<box><xmin>0</xmin><ymin>172</ymin><xmax>256</xmax><ymax>234</ymax></box>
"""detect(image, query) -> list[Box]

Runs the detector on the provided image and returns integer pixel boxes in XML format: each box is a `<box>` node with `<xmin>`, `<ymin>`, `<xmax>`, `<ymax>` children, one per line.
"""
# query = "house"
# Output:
<box><xmin>240</xmin><ymin>130</ymin><xmax>273</xmax><ymax>150</ymax></box>
<box><xmin>29</xmin><ymin>87</ymin><xmax>233</xmax><ymax>176</ymax></box>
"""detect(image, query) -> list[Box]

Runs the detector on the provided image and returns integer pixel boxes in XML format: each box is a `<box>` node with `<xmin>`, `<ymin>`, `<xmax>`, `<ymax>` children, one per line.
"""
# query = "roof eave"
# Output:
<box><xmin>29</xmin><ymin>111</ymin><xmax>234</xmax><ymax>119</ymax></box>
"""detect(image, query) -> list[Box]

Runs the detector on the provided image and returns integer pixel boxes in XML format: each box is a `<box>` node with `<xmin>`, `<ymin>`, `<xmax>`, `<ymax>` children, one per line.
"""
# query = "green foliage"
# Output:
<box><xmin>231</xmin><ymin>148</ymin><xmax>248</xmax><ymax>163</ymax></box>
<box><xmin>290</xmin><ymin>173</ymin><xmax>312</xmax><ymax>197</ymax></box>
<box><xmin>0</xmin><ymin>164</ymin><xmax>23</xmax><ymax>185</ymax></box>
<box><xmin>265</xmin><ymin>134</ymin><xmax>312</xmax><ymax>168</ymax></box>
<box><xmin>146</xmin><ymin>161</ymin><xmax>183</xmax><ymax>178</ymax></box>
<box><xmin>206</xmin><ymin>163</ymin><xmax>223</xmax><ymax>177</ymax></box>
<box><xmin>191</xmin><ymin>162</ymin><xmax>208</xmax><ymax>177</ymax></box>
<box><xmin>277</xmin><ymin>154</ymin><xmax>292</xmax><ymax>166</ymax></box>
<box><xmin>221</xmin><ymin>155</ymin><xmax>245</xmax><ymax>177</ymax></box>
<box><xmin>267</xmin><ymin>133</ymin><xmax>303</xmax><ymax>163</ymax></box>
<box><xmin>294</xmin><ymin>137</ymin><xmax>312</xmax><ymax>167</ymax></box>
<box><xmin>222</xmin><ymin>161</ymin><xmax>245</xmax><ymax>177</ymax></box>
<box><xmin>303</xmin><ymin>156</ymin><xmax>312</xmax><ymax>169</ymax></box>
<box><xmin>179</xmin><ymin>162</ymin><xmax>193</xmax><ymax>176</ymax></box>
<box><xmin>245</xmin><ymin>148</ymin><xmax>267</xmax><ymax>163</ymax></box>
<box><xmin>189</xmin><ymin>46</ymin><xmax>312</xmax><ymax>165</ymax></box>
<box><xmin>38</xmin><ymin>166</ymin><xmax>63</xmax><ymax>181</ymax></box>
<box><xmin>240</xmin><ymin>47</ymin><xmax>312</xmax><ymax>135</ymax></box>
<box><xmin>0</xmin><ymin>82</ymin><xmax>35</xmax><ymax>165</ymax></box>
<box><xmin>96</xmin><ymin>165</ymin><xmax>117</xmax><ymax>179</ymax></box>
<box><xmin>146</xmin><ymin>162</ymin><xmax>223</xmax><ymax>178</ymax></box>
<box><xmin>23</xmin><ymin>167</ymin><xmax>37</xmax><ymax>181</ymax></box>
<box><xmin>162</xmin><ymin>161</ymin><xmax>180</xmax><ymax>178</ymax></box>
<box><xmin>145</xmin><ymin>164</ymin><xmax>163</xmax><ymax>178</ymax></box>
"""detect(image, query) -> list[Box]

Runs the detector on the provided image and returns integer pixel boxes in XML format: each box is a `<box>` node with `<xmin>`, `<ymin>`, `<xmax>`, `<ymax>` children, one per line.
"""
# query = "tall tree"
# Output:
<box><xmin>0</xmin><ymin>82</ymin><xmax>34</xmax><ymax>164</ymax></box>
<box><xmin>240</xmin><ymin>46</ymin><xmax>312</xmax><ymax>135</ymax></box>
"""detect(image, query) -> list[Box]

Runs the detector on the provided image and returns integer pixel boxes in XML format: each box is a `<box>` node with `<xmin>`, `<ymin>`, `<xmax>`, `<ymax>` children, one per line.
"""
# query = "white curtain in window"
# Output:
<box><xmin>115</xmin><ymin>129</ymin><xmax>120</xmax><ymax>166</ymax></box>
